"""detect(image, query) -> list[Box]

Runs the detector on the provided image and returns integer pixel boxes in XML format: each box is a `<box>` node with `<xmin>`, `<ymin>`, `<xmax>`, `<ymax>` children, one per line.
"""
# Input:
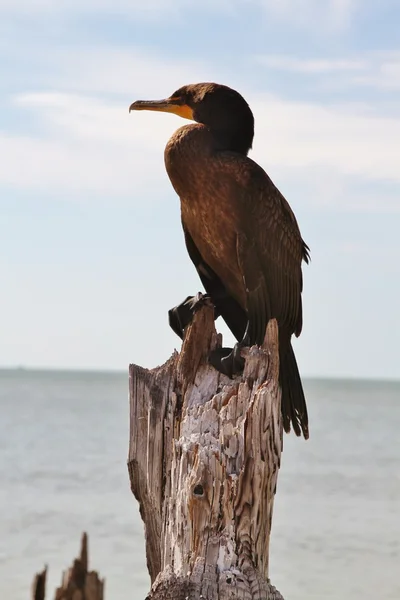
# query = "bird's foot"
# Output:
<box><xmin>208</xmin><ymin>342</ymin><xmax>245</xmax><ymax>379</ymax></box>
<box><xmin>168</xmin><ymin>292</ymin><xmax>215</xmax><ymax>340</ymax></box>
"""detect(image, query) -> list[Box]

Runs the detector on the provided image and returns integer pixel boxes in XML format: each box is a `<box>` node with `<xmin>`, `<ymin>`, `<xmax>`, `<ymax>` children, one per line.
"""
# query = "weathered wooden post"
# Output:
<box><xmin>31</xmin><ymin>533</ymin><xmax>105</xmax><ymax>600</ymax></box>
<box><xmin>128</xmin><ymin>304</ymin><xmax>287</xmax><ymax>599</ymax></box>
<box><xmin>32</xmin><ymin>566</ymin><xmax>48</xmax><ymax>600</ymax></box>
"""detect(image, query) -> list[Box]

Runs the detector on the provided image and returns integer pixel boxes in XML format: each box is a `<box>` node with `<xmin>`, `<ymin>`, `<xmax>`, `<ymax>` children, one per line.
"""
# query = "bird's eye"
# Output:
<box><xmin>170</xmin><ymin>93</ymin><xmax>185</xmax><ymax>104</ymax></box>
<box><xmin>179</xmin><ymin>94</ymin><xmax>190</xmax><ymax>105</ymax></box>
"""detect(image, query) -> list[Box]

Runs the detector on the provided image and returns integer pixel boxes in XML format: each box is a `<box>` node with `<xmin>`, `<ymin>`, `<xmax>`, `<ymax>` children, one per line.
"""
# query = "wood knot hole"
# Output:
<box><xmin>193</xmin><ymin>484</ymin><xmax>204</xmax><ymax>497</ymax></box>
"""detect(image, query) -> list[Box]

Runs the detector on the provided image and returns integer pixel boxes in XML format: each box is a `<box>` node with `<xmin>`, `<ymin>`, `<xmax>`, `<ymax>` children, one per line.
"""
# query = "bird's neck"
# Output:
<box><xmin>164</xmin><ymin>122</ymin><xmax>253</xmax><ymax>199</ymax></box>
<box><xmin>210</xmin><ymin>125</ymin><xmax>253</xmax><ymax>155</ymax></box>
<box><xmin>164</xmin><ymin>124</ymin><xmax>211</xmax><ymax>198</ymax></box>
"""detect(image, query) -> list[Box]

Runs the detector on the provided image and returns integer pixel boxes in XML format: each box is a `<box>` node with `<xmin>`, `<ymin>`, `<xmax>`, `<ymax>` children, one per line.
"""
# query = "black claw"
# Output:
<box><xmin>208</xmin><ymin>347</ymin><xmax>233</xmax><ymax>376</ymax></box>
<box><xmin>169</xmin><ymin>292</ymin><xmax>219</xmax><ymax>340</ymax></box>
<box><xmin>186</xmin><ymin>291</ymin><xmax>212</xmax><ymax>313</ymax></box>
<box><xmin>242</xmin><ymin>320</ymin><xmax>251</xmax><ymax>347</ymax></box>
<box><xmin>168</xmin><ymin>296</ymin><xmax>194</xmax><ymax>340</ymax></box>
<box><xmin>209</xmin><ymin>342</ymin><xmax>245</xmax><ymax>379</ymax></box>
<box><xmin>208</xmin><ymin>319</ymin><xmax>252</xmax><ymax>378</ymax></box>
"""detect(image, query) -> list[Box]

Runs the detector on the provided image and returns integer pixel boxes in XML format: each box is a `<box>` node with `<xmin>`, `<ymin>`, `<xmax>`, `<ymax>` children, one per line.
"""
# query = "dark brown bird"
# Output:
<box><xmin>129</xmin><ymin>82</ymin><xmax>310</xmax><ymax>439</ymax></box>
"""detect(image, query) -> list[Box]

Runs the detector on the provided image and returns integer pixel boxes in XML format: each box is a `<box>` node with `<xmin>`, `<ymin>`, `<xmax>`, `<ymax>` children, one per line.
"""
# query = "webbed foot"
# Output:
<box><xmin>208</xmin><ymin>342</ymin><xmax>245</xmax><ymax>378</ymax></box>
<box><xmin>169</xmin><ymin>292</ymin><xmax>217</xmax><ymax>340</ymax></box>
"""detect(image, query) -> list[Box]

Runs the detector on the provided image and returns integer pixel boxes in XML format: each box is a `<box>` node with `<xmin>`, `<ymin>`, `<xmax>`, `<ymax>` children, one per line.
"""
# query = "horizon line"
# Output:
<box><xmin>0</xmin><ymin>365</ymin><xmax>399</xmax><ymax>385</ymax></box>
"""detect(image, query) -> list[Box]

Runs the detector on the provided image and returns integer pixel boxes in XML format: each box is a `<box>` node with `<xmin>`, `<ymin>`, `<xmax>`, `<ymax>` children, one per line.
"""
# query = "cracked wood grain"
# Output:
<box><xmin>128</xmin><ymin>304</ymin><xmax>286</xmax><ymax>600</ymax></box>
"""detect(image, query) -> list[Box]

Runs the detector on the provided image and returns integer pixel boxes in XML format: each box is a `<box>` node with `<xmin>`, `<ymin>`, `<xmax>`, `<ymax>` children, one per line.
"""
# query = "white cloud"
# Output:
<box><xmin>256</xmin><ymin>55</ymin><xmax>366</xmax><ymax>74</ymax></box>
<box><xmin>250</xmin><ymin>94</ymin><xmax>399</xmax><ymax>183</ymax></box>
<box><xmin>0</xmin><ymin>0</ymin><xmax>229</xmax><ymax>18</ymax></box>
<box><xmin>329</xmin><ymin>0</ymin><xmax>357</xmax><ymax>29</ymax></box>
<box><xmin>253</xmin><ymin>0</ymin><xmax>358</xmax><ymax>31</ymax></box>
<box><xmin>256</xmin><ymin>51</ymin><xmax>400</xmax><ymax>91</ymax></box>
<box><xmin>0</xmin><ymin>0</ymin><xmax>359</xmax><ymax>32</ymax></box>
<box><xmin>51</xmin><ymin>49</ymin><xmax>220</xmax><ymax>97</ymax></box>
<box><xmin>0</xmin><ymin>45</ymin><xmax>398</xmax><ymax>209</ymax></box>
<box><xmin>0</xmin><ymin>50</ymin><xmax>225</xmax><ymax>196</ymax></box>
<box><xmin>1</xmin><ymin>80</ymin><xmax>398</xmax><ymax>206</ymax></box>
<box><xmin>0</xmin><ymin>0</ymin><xmax>181</xmax><ymax>16</ymax></box>
<box><xmin>0</xmin><ymin>96</ymin><xmax>168</xmax><ymax>196</ymax></box>
<box><xmin>353</xmin><ymin>53</ymin><xmax>400</xmax><ymax>90</ymax></box>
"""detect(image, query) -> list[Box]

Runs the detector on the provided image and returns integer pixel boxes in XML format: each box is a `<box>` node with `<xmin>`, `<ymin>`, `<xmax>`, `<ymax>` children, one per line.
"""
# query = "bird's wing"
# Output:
<box><xmin>220</xmin><ymin>153</ymin><xmax>310</xmax><ymax>344</ymax></box>
<box><xmin>234</xmin><ymin>176</ymin><xmax>310</xmax><ymax>439</ymax></box>
<box><xmin>250</xmin><ymin>180</ymin><xmax>308</xmax><ymax>338</ymax></box>
<box><xmin>182</xmin><ymin>224</ymin><xmax>248</xmax><ymax>342</ymax></box>
<box><xmin>236</xmin><ymin>231</ymin><xmax>272</xmax><ymax>346</ymax></box>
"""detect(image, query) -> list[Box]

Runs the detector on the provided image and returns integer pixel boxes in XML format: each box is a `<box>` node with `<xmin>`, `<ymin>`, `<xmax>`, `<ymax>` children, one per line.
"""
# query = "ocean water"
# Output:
<box><xmin>0</xmin><ymin>368</ymin><xmax>399</xmax><ymax>600</ymax></box>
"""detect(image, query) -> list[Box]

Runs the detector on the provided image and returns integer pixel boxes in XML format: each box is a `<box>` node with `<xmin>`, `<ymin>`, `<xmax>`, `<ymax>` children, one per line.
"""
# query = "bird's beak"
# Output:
<box><xmin>129</xmin><ymin>98</ymin><xmax>194</xmax><ymax>121</ymax></box>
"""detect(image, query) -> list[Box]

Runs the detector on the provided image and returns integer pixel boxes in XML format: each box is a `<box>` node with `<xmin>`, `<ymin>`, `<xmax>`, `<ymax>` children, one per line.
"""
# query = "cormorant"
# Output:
<box><xmin>129</xmin><ymin>82</ymin><xmax>310</xmax><ymax>439</ymax></box>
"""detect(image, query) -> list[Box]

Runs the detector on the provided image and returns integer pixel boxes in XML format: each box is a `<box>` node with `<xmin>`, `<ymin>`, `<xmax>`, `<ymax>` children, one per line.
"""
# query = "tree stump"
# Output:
<box><xmin>32</xmin><ymin>566</ymin><xmax>47</xmax><ymax>600</ymax></box>
<box><xmin>31</xmin><ymin>533</ymin><xmax>105</xmax><ymax>600</ymax></box>
<box><xmin>128</xmin><ymin>305</ymin><xmax>286</xmax><ymax>599</ymax></box>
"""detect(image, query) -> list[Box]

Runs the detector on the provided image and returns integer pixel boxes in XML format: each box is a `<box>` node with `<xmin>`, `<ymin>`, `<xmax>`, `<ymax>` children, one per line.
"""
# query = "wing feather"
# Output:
<box><xmin>216</xmin><ymin>152</ymin><xmax>309</xmax><ymax>341</ymax></box>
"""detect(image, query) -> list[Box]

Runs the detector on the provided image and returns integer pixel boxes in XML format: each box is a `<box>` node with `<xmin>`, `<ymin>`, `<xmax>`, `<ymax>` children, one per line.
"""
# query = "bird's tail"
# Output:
<box><xmin>280</xmin><ymin>342</ymin><xmax>309</xmax><ymax>439</ymax></box>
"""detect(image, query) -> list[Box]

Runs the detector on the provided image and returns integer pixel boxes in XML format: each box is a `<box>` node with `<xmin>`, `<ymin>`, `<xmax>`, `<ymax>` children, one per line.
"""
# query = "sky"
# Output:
<box><xmin>0</xmin><ymin>0</ymin><xmax>399</xmax><ymax>379</ymax></box>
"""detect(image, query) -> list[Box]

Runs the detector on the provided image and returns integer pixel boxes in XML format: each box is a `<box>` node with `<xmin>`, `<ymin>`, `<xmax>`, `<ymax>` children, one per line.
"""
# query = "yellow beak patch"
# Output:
<box><xmin>129</xmin><ymin>98</ymin><xmax>194</xmax><ymax>121</ymax></box>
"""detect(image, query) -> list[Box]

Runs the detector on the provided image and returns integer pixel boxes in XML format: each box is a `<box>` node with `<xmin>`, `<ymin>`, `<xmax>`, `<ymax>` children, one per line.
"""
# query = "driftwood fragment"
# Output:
<box><xmin>32</xmin><ymin>565</ymin><xmax>47</xmax><ymax>600</ymax></box>
<box><xmin>128</xmin><ymin>305</ymin><xmax>286</xmax><ymax>599</ymax></box>
<box><xmin>31</xmin><ymin>533</ymin><xmax>104</xmax><ymax>600</ymax></box>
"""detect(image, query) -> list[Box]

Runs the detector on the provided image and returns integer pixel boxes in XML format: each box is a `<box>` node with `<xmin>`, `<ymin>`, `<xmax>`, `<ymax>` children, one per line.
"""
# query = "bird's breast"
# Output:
<box><xmin>183</xmin><ymin>189</ymin><xmax>247</xmax><ymax>306</ymax></box>
<box><xmin>164</xmin><ymin>128</ymin><xmax>248</xmax><ymax>307</ymax></box>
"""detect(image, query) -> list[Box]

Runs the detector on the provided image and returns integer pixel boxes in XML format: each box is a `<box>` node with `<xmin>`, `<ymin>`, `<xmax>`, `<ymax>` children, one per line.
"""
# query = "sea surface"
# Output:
<box><xmin>0</xmin><ymin>368</ymin><xmax>399</xmax><ymax>600</ymax></box>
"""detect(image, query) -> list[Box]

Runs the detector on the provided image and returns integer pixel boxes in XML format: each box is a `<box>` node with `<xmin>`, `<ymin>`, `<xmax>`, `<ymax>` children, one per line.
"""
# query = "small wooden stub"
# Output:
<box><xmin>31</xmin><ymin>533</ymin><xmax>105</xmax><ymax>600</ymax></box>
<box><xmin>128</xmin><ymin>306</ymin><xmax>285</xmax><ymax>599</ymax></box>
<box><xmin>32</xmin><ymin>565</ymin><xmax>47</xmax><ymax>600</ymax></box>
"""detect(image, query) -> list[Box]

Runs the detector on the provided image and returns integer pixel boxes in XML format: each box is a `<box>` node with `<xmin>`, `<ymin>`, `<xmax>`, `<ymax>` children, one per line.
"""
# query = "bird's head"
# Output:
<box><xmin>129</xmin><ymin>82</ymin><xmax>254</xmax><ymax>155</ymax></box>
